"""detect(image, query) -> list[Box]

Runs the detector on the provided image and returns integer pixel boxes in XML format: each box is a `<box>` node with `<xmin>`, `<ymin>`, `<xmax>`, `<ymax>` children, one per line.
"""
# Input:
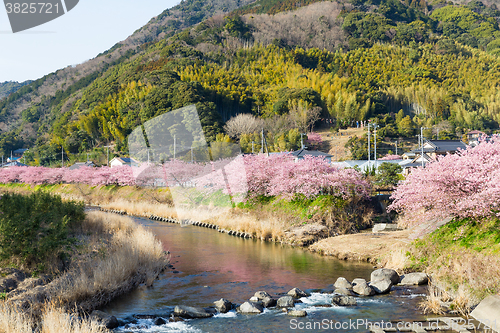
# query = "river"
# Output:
<box><xmin>103</xmin><ymin>215</ymin><xmax>431</xmax><ymax>332</ymax></box>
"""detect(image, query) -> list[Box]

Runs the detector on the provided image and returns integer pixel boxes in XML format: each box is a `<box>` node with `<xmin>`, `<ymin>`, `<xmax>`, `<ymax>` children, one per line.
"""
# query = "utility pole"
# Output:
<box><xmin>421</xmin><ymin>127</ymin><xmax>425</xmax><ymax>168</ymax></box>
<box><xmin>174</xmin><ymin>135</ymin><xmax>176</xmax><ymax>160</ymax></box>
<box><xmin>367</xmin><ymin>124</ymin><xmax>371</xmax><ymax>163</ymax></box>
<box><xmin>261</xmin><ymin>128</ymin><xmax>264</xmax><ymax>153</ymax></box>
<box><xmin>251</xmin><ymin>141</ymin><xmax>255</xmax><ymax>154</ymax></box>
<box><xmin>191</xmin><ymin>146</ymin><xmax>194</xmax><ymax>163</ymax></box>
<box><xmin>87</xmin><ymin>153</ymin><xmax>90</xmax><ymax>163</ymax></box>
<box><xmin>147</xmin><ymin>149</ymin><xmax>150</xmax><ymax>164</ymax></box>
<box><xmin>61</xmin><ymin>146</ymin><xmax>64</xmax><ymax>168</ymax></box>
<box><xmin>300</xmin><ymin>133</ymin><xmax>307</xmax><ymax>149</ymax></box>
<box><xmin>373</xmin><ymin>124</ymin><xmax>379</xmax><ymax>162</ymax></box>
<box><xmin>394</xmin><ymin>140</ymin><xmax>398</xmax><ymax>155</ymax></box>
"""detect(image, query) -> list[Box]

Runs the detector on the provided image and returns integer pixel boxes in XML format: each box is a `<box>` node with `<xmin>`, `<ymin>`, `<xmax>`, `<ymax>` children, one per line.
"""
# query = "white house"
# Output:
<box><xmin>109</xmin><ymin>157</ymin><xmax>139</xmax><ymax>168</ymax></box>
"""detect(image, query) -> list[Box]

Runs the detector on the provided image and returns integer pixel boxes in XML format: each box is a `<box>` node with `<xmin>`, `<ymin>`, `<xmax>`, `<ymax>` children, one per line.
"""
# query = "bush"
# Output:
<box><xmin>0</xmin><ymin>192</ymin><xmax>84</xmax><ymax>268</ymax></box>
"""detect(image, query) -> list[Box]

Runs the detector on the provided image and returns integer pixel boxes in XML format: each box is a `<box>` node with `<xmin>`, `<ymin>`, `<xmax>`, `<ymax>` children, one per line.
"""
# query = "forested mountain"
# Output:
<box><xmin>0</xmin><ymin>81</ymin><xmax>31</xmax><ymax>100</ymax></box>
<box><xmin>1</xmin><ymin>0</ymin><xmax>500</xmax><ymax>165</ymax></box>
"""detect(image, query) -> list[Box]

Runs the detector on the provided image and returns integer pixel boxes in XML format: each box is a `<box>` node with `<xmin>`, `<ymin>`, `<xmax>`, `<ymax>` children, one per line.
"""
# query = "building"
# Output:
<box><xmin>7</xmin><ymin>148</ymin><xmax>28</xmax><ymax>162</ymax></box>
<box><xmin>290</xmin><ymin>149</ymin><xmax>333</xmax><ymax>163</ymax></box>
<box><xmin>68</xmin><ymin>161</ymin><xmax>96</xmax><ymax>170</ymax></box>
<box><xmin>109</xmin><ymin>157</ymin><xmax>139</xmax><ymax>168</ymax></box>
<box><xmin>467</xmin><ymin>130</ymin><xmax>486</xmax><ymax>146</ymax></box>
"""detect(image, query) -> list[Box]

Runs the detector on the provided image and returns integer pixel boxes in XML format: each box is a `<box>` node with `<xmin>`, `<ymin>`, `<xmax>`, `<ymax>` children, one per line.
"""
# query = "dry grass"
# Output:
<box><xmin>0</xmin><ymin>302</ymin><xmax>107</xmax><ymax>333</ymax></box>
<box><xmin>41</xmin><ymin>305</ymin><xmax>107</xmax><ymax>333</ymax></box>
<box><xmin>1</xmin><ymin>211</ymin><xmax>167</xmax><ymax>332</ymax></box>
<box><xmin>0</xmin><ymin>302</ymin><xmax>32</xmax><ymax>333</ymax></box>
<box><xmin>309</xmin><ymin>229</ymin><xmax>412</xmax><ymax>264</ymax></box>
<box><xmin>48</xmin><ymin>211</ymin><xmax>167</xmax><ymax>310</ymax></box>
<box><xmin>419</xmin><ymin>283</ymin><xmax>449</xmax><ymax>315</ymax></box>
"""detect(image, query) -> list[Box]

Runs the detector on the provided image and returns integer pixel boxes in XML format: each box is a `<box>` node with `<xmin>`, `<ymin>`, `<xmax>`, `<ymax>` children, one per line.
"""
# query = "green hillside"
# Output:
<box><xmin>2</xmin><ymin>0</ymin><xmax>500</xmax><ymax>165</ymax></box>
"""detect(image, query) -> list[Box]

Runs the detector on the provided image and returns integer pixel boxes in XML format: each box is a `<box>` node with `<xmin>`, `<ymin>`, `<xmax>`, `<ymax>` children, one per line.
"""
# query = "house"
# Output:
<box><xmin>467</xmin><ymin>130</ymin><xmax>486</xmax><ymax>141</ymax></box>
<box><xmin>403</xmin><ymin>140</ymin><xmax>468</xmax><ymax>175</ymax></box>
<box><xmin>7</xmin><ymin>148</ymin><xmax>28</xmax><ymax>162</ymax></box>
<box><xmin>1</xmin><ymin>161</ymin><xmax>27</xmax><ymax>168</ymax></box>
<box><xmin>290</xmin><ymin>149</ymin><xmax>333</xmax><ymax>163</ymax></box>
<box><xmin>109</xmin><ymin>157</ymin><xmax>139</xmax><ymax>168</ymax></box>
<box><xmin>410</xmin><ymin>140</ymin><xmax>468</xmax><ymax>160</ymax></box>
<box><xmin>68</xmin><ymin>161</ymin><xmax>96</xmax><ymax>170</ymax></box>
<box><xmin>467</xmin><ymin>130</ymin><xmax>486</xmax><ymax>146</ymax></box>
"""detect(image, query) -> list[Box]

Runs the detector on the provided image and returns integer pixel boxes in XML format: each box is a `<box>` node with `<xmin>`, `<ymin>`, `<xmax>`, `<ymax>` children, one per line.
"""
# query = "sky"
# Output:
<box><xmin>0</xmin><ymin>0</ymin><xmax>180</xmax><ymax>82</ymax></box>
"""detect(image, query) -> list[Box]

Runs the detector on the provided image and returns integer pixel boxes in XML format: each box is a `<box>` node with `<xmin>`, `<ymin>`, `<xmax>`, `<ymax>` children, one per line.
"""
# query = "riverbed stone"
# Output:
<box><xmin>214</xmin><ymin>298</ymin><xmax>232</xmax><ymax>313</ymax></box>
<box><xmin>352</xmin><ymin>281</ymin><xmax>375</xmax><ymax>296</ymax></box>
<box><xmin>334</xmin><ymin>287</ymin><xmax>356</xmax><ymax>296</ymax></box>
<box><xmin>332</xmin><ymin>295</ymin><xmax>357</xmax><ymax>306</ymax></box>
<box><xmin>90</xmin><ymin>310</ymin><xmax>119</xmax><ymax>329</ymax></box>
<box><xmin>371</xmin><ymin>268</ymin><xmax>400</xmax><ymax>285</ymax></box>
<box><xmin>351</xmin><ymin>278</ymin><xmax>366</xmax><ymax>286</ymax></box>
<box><xmin>154</xmin><ymin>317</ymin><xmax>167</xmax><ymax>326</ymax></box>
<box><xmin>277</xmin><ymin>296</ymin><xmax>295</xmax><ymax>308</ymax></box>
<box><xmin>249</xmin><ymin>296</ymin><xmax>260</xmax><ymax>302</ymax></box>
<box><xmin>399</xmin><ymin>273</ymin><xmax>428</xmax><ymax>285</ymax></box>
<box><xmin>288</xmin><ymin>310</ymin><xmax>307</xmax><ymax>317</ymax></box>
<box><xmin>334</xmin><ymin>277</ymin><xmax>353</xmax><ymax>290</ymax></box>
<box><xmin>369</xmin><ymin>278</ymin><xmax>393</xmax><ymax>294</ymax></box>
<box><xmin>174</xmin><ymin>306</ymin><xmax>214</xmax><ymax>319</ymax></box>
<box><xmin>253</xmin><ymin>291</ymin><xmax>271</xmax><ymax>300</ymax></box>
<box><xmin>287</xmin><ymin>287</ymin><xmax>309</xmax><ymax>299</ymax></box>
<box><xmin>262</xmin><ymin>296</ymin><xmax>277</xmax><ymax>308</ymax></box>
<box><xmin>237</xmin><ymin>302</ymin><xmax>264</xmax><ymax>314</ymax></box>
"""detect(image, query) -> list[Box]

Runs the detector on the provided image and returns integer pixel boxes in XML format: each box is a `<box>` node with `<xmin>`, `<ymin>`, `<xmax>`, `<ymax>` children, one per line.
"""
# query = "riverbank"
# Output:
<box><xmin>310</xmin><ymin>219</ymin><xmax>500</xmax><ymax>316</ymax></box>
<box><xmin>0</xmin><ymin>183</ymin><xmax>373</xmax><ymax>244</ymax></box>
<box><xmin>0</xmin><ymin>192</ymin><xmax>168</xmax><ymax>332</ymax></box>
<box><xmin>1</xmin><ymin>183</ymin><xmax>497</xmax><ymax>317</ymax></box>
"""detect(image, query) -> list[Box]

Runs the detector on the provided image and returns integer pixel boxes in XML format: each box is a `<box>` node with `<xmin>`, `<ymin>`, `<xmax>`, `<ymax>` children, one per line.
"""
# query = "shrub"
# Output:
<box><xmin>0</xmin><ymin>192</ymin><xmax>84</xmax><ymax>268</ymax></box>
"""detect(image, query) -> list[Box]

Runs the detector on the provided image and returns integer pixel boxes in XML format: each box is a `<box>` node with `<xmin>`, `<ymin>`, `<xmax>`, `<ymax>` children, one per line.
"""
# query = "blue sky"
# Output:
<box><xmin>0</xmin><ymin>0</ymin><xmax>180</xmax><ymax>82</ymax></box>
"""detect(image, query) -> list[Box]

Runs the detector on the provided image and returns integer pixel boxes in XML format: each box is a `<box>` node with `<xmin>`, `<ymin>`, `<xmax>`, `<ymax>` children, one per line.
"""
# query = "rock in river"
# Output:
<box><xmin>253</xmin><ymin>291</ymin><xmax>271</xmax><ymax>300</ymax></box>
<box><xmin>214</xmin><ymin>298</ymin><xmax>233</xmax><ymax>313</ymax></box>
<box><xmin>237</xmin><ymin>302</ymin><xmax>264</xmax><ymax>314</ymax></box>
<box><xmin>352</xmin><ymin>280</ymin><xmax>375</xmax><ymax>296</ymax></box>
<box><xmin>288</xmin><ymin>310</ymin><xmax>307</xmax><ymax>317</ymax></box>
<box><xmin>277</xmin><ymin>296</ymin><xmax>295</xmax><ymax>308</ymax></box>
<box><xmin>262</xmin><ymin>296</ymin><xmax>277</xmax><ymax>308</ymax></box>
<box><xmin>399</xmin><ymin>273</ymin><xmax>428</xmax><ymax>285</ymax></box>
<box><xmin>90</xmin><ymin>310</ymin><xmax>119</xmax><ymax>329</ymax></box>
<box><xmin>334</xmin><ymin>277</ymin><xmax>353</xmax><ymax>290</ymax></box>
<box><xmin>371</xmin><ymin>268</ymin><xmax>400</xmax><ymax>285</ymax></box>
<box><xmin>369</xmin><ymin>278</ymin><xmax>393</xmax><ymax>294</ymax></box>
<box><xmin>332</xmin><ymin>295</ymin><xmax>357</xmax><ymax>306</ymax></box>
<box><xmin>287</xmin><ymin>287</ymin><xmax>309</xmax><ymax>298</ymax></box>
<box><xmin>174</xmin><ymin>306</ymin><xmax>214</xmax><ymax>319</ymax></box>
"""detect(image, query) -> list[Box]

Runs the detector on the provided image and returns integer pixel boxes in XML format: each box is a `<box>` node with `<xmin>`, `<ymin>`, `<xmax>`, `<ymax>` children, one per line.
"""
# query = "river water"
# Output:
<box><xmin>104</xmin><ymin>216</ymin><xmax>431</xmax><ymax>333</ymax></box>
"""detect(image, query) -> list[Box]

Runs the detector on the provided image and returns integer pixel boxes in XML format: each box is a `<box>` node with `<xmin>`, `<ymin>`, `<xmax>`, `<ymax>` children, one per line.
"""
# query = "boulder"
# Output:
<box><xmin>90</xmin><ymin>310</ymin><xmax>119</xmax><ymax>329</ymax></box>
<box><xmin>334</xmin><ymin>277</ymin><xmax>353</xmax><ymax>290</ymax></box>
<box><xmin>288</xmin><ymin>310</ymin><xmax>307</xmax><ymax>317</ymax></box>
<box><xmin>287</xmin><ymin>288</ymin><xmax>309</xmax><ymax>299</ymax></box>
<box><xmin>369</xmin><ymin>279</ymin><xmax>393</xmax><ymax>294</ymax></box>
<box><xmin>399</xmin><ymin>273</ymin><xmax>428</xmax><ymax>285</ymax></box>
<box><xmin>154</xmin><ymin>317</ymin><xmax>167</xmax><ymax>326</ymax></box>
<box><xmin>214</xmin><ymin>298</ymin><xmax>232</xmax><ymax>313</ymax></box>
<box><xmin>353</xmin><ymin>281</ymin><xmax>375</xmax><ymax>296</ymax></box>
<box><xmin>277</xmin><ymin>296</ymin><xmax>295</xmax><ymax>308</ymax></box>
<box><xmin>332</xmin><ymin>295</ymin><xmax>357</xmax><ymax>306</ymax></box>
<box><xmin>173</xmin><ymin>306</ymin><xmax>214</xmax><ymax>319</ymax></box>
<box><xmin>262</xmin><ymin>297</ymin><xmax>277</xmax><ymax>308</ymax></box>
<box><xmin>249</xmin><ymin>296</ymin><xmax>260</xmax><ymax>302</ymax></box>
<box><xmin>351</xmin><ymin>278</ymin><xmax>366</xmax><ymax>286</ymax></box>
<box><xmin>253</xmin><ymin>291</ymin><xmax>271</xmax><ymax>300</ymax></box>
<box><xmin>334</xmin><ymin>288</ymin><xmax>356</xmax><ymax>296</ymax></box>
<box><xmin>237</xmin><ymin>302</ymin><xmax>264</xmax><ymax>314</ymax></box>
<box><xmin>371</xmin><ymin>268</ymin><xmax>400</xmax><ymax>285</ymax></box>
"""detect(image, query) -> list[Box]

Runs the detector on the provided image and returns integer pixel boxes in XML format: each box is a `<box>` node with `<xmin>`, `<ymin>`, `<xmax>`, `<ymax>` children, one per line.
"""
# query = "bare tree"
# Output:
<box><xmin>289</xmin><ymin>103</ymin><xmax>322</xmax><ymax>132</ymax></box>
<box><xmin>224</xmin><ymin>113</ymin><xmax>264</xmax><ymax>139</ymax></box>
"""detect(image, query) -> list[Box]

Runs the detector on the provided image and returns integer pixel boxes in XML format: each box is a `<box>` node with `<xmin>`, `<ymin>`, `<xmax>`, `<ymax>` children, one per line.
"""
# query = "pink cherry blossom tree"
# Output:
<box><xmin>389</xmin><ymin>136</ymin><xmax>500</xmax><ymax>226</ymax></box>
